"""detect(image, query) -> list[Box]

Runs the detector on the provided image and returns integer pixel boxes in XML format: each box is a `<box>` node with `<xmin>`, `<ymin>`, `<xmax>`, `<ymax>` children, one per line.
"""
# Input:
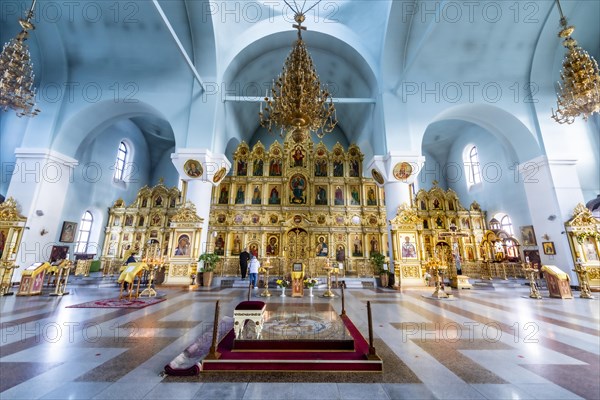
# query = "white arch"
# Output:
<box><xmin>431</xmin><ymin>104</ymin><xmax>542</xmax><ymax>164</ymax></box>
<box><xmin>52</xmin><ymin>101</ymin><xmax>174</xmax><ymax>160</ymax></box>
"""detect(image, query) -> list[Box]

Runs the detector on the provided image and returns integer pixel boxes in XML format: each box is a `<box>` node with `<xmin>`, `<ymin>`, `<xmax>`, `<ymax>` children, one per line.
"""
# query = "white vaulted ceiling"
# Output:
<box><xmin>0</xmin><ymin>0</ymin><xmax>598</xmax><ymax>154</ymax></box>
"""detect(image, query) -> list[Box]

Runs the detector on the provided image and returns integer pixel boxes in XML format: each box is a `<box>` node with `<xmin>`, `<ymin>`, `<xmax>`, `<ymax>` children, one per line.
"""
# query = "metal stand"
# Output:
<box><xmin>49</xmin><ymin>262</ymin><xmax>72</xmax><ymax>296</ymax></box>
<box><xmin>573</xmin><ymin>262</ymin><xmax>594</xmax><ymax>299</ymax></box>
<box><xmin>524</xmin><ymin>264</ymin><xmax>542</xmax><ymax>299</ymax></box>
<box><xmin>322</xmin><ymin>266</ymin><xmax>335</xmax><ymax>297</ymax></box>
<box><xmin>260</xmin><ymin>266</ymin><xmax>272</xmax><ymax>297</ymax></box>
<box><xmin>431</xmin><ymin>266</ymin><xmax>449</xmax><ymax>299</ymax></box>
<box><xmin>139</xmin><ymin>266</ymin><xmax>157</xmax><ymax>298</ymax></box>
<box><xmin>0</xmin><ymin>262</ymin><xmax>17</xmax><ymax>296</ymax></box>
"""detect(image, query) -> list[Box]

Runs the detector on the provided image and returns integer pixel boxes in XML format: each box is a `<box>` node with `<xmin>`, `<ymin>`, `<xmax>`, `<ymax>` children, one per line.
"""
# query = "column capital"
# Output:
<box><xmin>366</xmin><ymin>152</ymin><xmax>425</xmax><ymax>186</ymax></box>
<box><xmin>171</xmin><ymin>148</ymin><xmax>231</xmax><ymax>186</ymax></box>
<box><xmin>14</xmin><ymin>147</ymin><xmax>79</xmax><ymax>168</ymax></box>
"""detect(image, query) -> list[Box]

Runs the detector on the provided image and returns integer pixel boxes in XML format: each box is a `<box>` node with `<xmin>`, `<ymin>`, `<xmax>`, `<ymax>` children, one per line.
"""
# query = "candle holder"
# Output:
<box><xmin>573</xmin><ymin>261</ymin><xmax>594</xmax><ymax>299</ymax></box>
<box><xmin>260</xmin><ymin>265</ymin><xmax>273</xmax><ymax>297</ymax></box>
<box><xmin>523</xmin><ymin>263</ymin><xmax>542</xmax><ymax>299</ymax></box>
<box><xmin>322</xmin><ymin>260</ymin><xmax>336</xmax><ymax>297</ymax></box>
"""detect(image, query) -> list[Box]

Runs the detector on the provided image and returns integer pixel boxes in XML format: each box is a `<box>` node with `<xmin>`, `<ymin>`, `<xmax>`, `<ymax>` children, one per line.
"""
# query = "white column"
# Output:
<box><xmin>518</xmin><ymin>156</ymin><xmax>583</xmax><ymax>280</ymax></box>
<box><xmin>367</xmin><ymin>152</ymin><xmax>425</xmax><ymax>288</ymax></box>
<box><xmin>6</xmin><ymin>148</ymin><xmax>79</xmax><ymax>280</ymax></box>
<box><xmin>171</xmin><ymin>149</ymin><xmax>231</xmax><ymax>254</ymax></box>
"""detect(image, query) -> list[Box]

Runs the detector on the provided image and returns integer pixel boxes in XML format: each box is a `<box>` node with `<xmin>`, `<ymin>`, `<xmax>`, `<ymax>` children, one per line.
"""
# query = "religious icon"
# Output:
<box><xmin>367</xmin><ymin>187</ymin><xmax>377</xmax><ymax>205</ymax></box>
<box><xmin>253</xmin><ymin>159</ymin><xmax>263</xmax><ymax>176</ymax></box>
<box><xmin>125</xmin><ymin>215</ymin><xmax>133</xmax><ymax>226</ymax></box>
<box><xmin>268</xmin><ymin>185</ymin><xmax>280</xmax><ymax>205</ymax></box>
<box><xmin>251</xmin><ymin>186</ymin><xmax>261</xmax><ymax>204</ymax></box>
<box><xmin>336</xmin><ymin>245</ymin><xmax>345</xmax><ymax>262</ymax></box>
<box><xmin>217</xmin><ymin>214</ymin><xmax>226</xmax><ymax>223</ymax></box>
<box><xmin>292</xmin><ymin>147</ymin><xmax>304</xmax><ymax>167</ymax></box>
<box><xmin>237</xmin><ymin>159</ymin><xmax>247</xmax><ymax>176</ymax></box>
<box><xmin>232</xmin><ymin>235</ymin><xmax>241</xmax><ymax>255</ymax></box>
<box><xmin>269</xmin><ymin>158</ymin><xmax>282</xmax><ymax>176</ymax></box>
<box><xmin>59</xmin><ymin>221</ymin><xmax>77</xmax><ymax>243</ymax></box>
<box><xmin>289</xmin><ymin>174</ymin><xmax>306</xmax><ymax>204</ymax></box>
<box><xmin>401</xmin><ymin>236</ymin><xmax>417</xmax><ymax>258</ymax></box>
<box><xmin>520</xmin><ymin>225</ymin><xmax>536</xmax><ymax>246</ymax></box>
<box><xmin>370</xmin><ymin>236</ymin><xmax>379</xmax><ymax>254</ymax></box>
<box><xmin>352</xmin><ymin>235</ymin><xmax>363</xmax><ymax>257</ymax></box>
<box><xmin>393</xmin><ymin>162</ymin><xmax>412</xmax><ymax>180</ymax></box>
<box><xmin>214</xmin><ymin>234</ymin><xmax>225</xmax><ymax>255</ymax></box>
<box><xmin>184</xmin><ymin>159</ymin><xmax>203</xmax><ymax>178</ymax></box>
<box><xmin>333</xmin><ymin>161</ymin><xmax>344</xmax><ymax>177</ymax></box>
<box><xmin>350</xmin><ymin>186</ymin><xmax>360</xmax><ymax>205</ymax></box>
<box><xmin>315</xmin><ymin>186</ymin><xmax>327</xmax><ymax>205</ymax></box>
<box><xmin>267</xmin><ymin>236</ymin><xmax>278</xmax><ymax>256</ymax></box>
<box><xmin>249</xmin><ymin>244</ymin><xmax>258</xmax><ymax>257</ymax></box>
<box><xmin>315</xmin><ymin>159</ymin><xmax>327</xmax><ymax>177</ymax></box>
<box><xmin>349</xmin><ymin>159</ymin><xmax>359</xmax><ymax>177</ymax></box>
<box><xmin>270</xmin><ymin>215</ymin><xmax>278</xmax><ymax>224</ymax></box>
<box><xmin>371</xmin><ymin>169</ymin><xmax>384</xmax><ymax>185</ymax></box>
<box><xmin>316</xmin><ymin>236</ymin><xmax>328</xmax><ymax>257</ymax></box>
<box><xmin>542</xmin><ymin>241</ymin><xmax>555</xmax><ymax>255</ymax></box>
<box><xmin>252</xmin><ymin>215</ymin><xmax>260</xmax><ymax>224</ymax></box>
<box><xmin>154</xmin><ymin>196</ymin><xmax>163</xmax><ymax>207</ymax></box>
<box><xmin>235</xmin><ymin>185</ymin><xmax>245</xmax><ymax>204</ymax></box>
<box><xmin>174</xmin><ymin>234</ymin><xmax>191</xmax><ymax>256</ymax></box>
<box><xmin>213</xmin><ymin>167</ymin><xmax>226</xmax><ymax>183</ymax></box>
<box><xmin>334</xmin><ymin>186</ymin><xmax>344</xmax><ymax>205</ymax></box>
<box><xmin>218</xmin><ymin>185</ymin><xmax>229</xmax><ymax>204</ymax></box>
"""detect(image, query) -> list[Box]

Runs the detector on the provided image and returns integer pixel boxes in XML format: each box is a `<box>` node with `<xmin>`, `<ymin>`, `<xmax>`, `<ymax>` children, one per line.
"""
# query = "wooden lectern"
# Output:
<box><xmin>17</xmin><ymin>262</ymin><xmax>50</xmax><ymax>296</ymax></box>
<box><xmin>541</xmin><ymin>265</ymin><xmax>573</xmax><ymax>299</ymax></box>
<box><xmin>291</xmin><ymin>262</ymin><xmax>304</xmax><ymax>297</ymax></box>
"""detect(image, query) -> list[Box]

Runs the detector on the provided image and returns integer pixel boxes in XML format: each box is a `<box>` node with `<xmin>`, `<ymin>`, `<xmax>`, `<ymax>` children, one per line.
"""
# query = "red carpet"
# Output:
<box><xmin>66</xmin><ymin>297</ymin><xmax>166</xmax><ymax>309</ymax></box>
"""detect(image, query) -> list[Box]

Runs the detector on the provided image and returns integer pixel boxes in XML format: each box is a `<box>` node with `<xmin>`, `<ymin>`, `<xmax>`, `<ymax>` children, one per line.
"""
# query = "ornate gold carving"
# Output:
<box><xmin>567</xmin><ymin>203</ymin><xmax>598</xmax><ymax>227</ymax></box>
<box><xmin>171</xmin><ymin>202</ymin><xmax>203</xmax><ymax>223</ymax></box>
<box><xmin>170</xmin><ymin>264</ymin><xmax>190</xmax><ymax>277</ymax></box>
<box><xmin>402</xmin><ymin>265</ymin><xmax>420</xmax><ymax>278</ymax></box>
<box><xmin>0</xmin><ymin>197</ymin><xmax>26</xmax><ymax>221</ymax></box>
<box><xmin>390</xmin><ymin>203</ymin><xmax>420</xmax><ymax>225</ymax></box>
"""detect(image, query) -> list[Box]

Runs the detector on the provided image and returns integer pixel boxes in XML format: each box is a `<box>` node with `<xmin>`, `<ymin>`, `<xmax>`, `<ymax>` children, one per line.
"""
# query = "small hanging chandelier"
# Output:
<box><xmin>551</xmin><ymin>0</ymin><xmax>600</xmax><ymax>124</ymax></box>
<box><xmin>259</xmin><ymin>0</ymin><xmax>337</xmax><ymax>142</ymax></box>
<box><xmin>0</xmin><ymin>0</ymin><xmax>40</xmax><ymax>117</ymax></box>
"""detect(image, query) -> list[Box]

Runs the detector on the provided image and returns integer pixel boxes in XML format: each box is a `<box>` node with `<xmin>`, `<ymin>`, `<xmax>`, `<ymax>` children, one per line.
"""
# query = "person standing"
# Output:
<box><xmin>239</xmin><ymin>247</ymin><xmax>250</xmax><ymax>279</ymax></box>
<box><xmin>248</xmin><ymin>255</ymin><xmax>260</xmax><ymax>289</ymax></box>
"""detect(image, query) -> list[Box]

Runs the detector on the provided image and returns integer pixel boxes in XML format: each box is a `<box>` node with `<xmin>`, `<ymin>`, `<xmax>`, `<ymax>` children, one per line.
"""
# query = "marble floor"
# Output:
<box><xmin>0</xmin><ymin>278</ymin><xmax>598</xmax><ymax>400</ymax></box>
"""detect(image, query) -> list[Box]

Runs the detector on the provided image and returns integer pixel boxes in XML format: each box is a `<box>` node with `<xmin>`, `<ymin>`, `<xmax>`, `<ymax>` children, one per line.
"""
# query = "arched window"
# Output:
<box><xmin>75</xmin><ymin>211</ymin><xmax>93</xmax><ymax>254</ymax></box>
<box><xmin>114</xmin><ymin>141</ymin><xmax>128</xmax><ymax>181</ymax></box>
<box><xmin>463</xmin><ymin>145</ymin><xmax>481</xmax><ymax>187</ymax></box>
<box><xmin>494</xmin><ymin>213</ymin><xmax>514</xmax><ymax>236</ymax></box>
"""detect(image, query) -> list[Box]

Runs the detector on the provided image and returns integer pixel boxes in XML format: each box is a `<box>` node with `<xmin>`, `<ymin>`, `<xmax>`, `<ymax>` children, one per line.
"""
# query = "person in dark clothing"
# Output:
<box><xmin>239</xmin><ymin>247</ymin><xmax>250</xmax><ymax>279</ymax></box>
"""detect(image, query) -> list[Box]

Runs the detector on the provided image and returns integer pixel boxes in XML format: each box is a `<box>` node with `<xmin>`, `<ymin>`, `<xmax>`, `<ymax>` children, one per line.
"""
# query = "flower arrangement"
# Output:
<box><xmin>304</xmin><ymin>278</ymin><xmax>318</xmax><ymax>288</ymax></box>
<box><xmin>276</xmin><ymin>278</ymin><xmax>290</xmax><ymax>288</ymax></box>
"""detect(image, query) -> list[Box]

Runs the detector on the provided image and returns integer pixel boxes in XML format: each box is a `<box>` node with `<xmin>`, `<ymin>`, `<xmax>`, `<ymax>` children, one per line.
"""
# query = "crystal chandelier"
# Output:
<box><xmin>551</xmin><ymin>0</ymin><xmax>600</xmax><ymax>124</ymax></box>
<box><xmin>0</xmin><ymin>0</ymin><xmax>40</xmax><ymax>117</ymax></box>
<box><xmin>259</xmin><ymin>1</ymin><xmax>337</xmax><ymax>142</ymax></box>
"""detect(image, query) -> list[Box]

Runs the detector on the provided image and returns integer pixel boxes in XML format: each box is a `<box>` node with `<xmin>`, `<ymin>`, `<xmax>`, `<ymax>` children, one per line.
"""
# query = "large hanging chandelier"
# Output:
<box><xmin>259</xmin><ymin>1</ymin><xmax>336</xmax><ymax>142</ymax></box>
<box><xmin>551</xmin><ymin>0</ymin><xmax>600</xmax><ymax>124</ymax></box>
<box><xmin>0</xmin><ymin>0</ymin><xmax>40</xmax><ymax>117</ymax></box>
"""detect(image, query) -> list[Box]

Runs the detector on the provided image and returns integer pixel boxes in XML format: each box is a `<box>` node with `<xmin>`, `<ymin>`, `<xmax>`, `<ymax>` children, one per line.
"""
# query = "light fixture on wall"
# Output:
<box><xmin>0</xmin><ymin>0</ymin><xmax>40</xmax><ymax>117</ymax></box>
<box><xmin>551</xmin><ymin>0</ymin><xmax>600</xmax><ymax>124</ymax></box>
<box><xmin>258</xmin><ymin>0</ymin><xmax>337</xmax><ymax>143</ymax></box>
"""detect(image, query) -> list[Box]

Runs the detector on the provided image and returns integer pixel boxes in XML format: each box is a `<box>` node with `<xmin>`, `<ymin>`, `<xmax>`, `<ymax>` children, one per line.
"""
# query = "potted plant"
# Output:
<box><xmin>198</xmin><ymin>252</ymin><xmax>220</xmax><ymax>287</ymax></box>
<box><xmin>370</xmin><ymin>251</ymin><xmax>388</xmax><ymax>287</ymax></box>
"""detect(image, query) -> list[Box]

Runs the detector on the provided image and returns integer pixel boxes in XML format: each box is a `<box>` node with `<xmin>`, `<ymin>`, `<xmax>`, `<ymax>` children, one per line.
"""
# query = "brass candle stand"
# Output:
<box><xmin>50</xmin><ymin>260</ymin><xmax>73</xmax><ymax>296</ymax></box>
<box><xmin>427</xmin><ymin>256</ymin><xmax>449</xmax><ymax>299</ymax></box>
<box><xmin>573</xmin><ymin>261</ymin><xmax>594</xmax><ymax>299</ymax></box>
<box><xmin>523</xmin><ymin>263</ymin><xmax>542</xmax><ymax>299</ymax></box>
<box><xmin>260</xmin><ymin>265</ymin><xmax>273</xmax><ymax>297</ymax></box>
<box><xmin>322</xmin><ymin>264</ymin><xmax>336</xmax><ymax>297</ymax></box>
<box><xmin>139</xmin><ymin>264</ymin><xmax>158</xmax><ymax>298</ymax></box>
<box><xmin>0</xmin><ymin>261</ymin><xmax>18</xmax><ymax>296</ymax></box>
